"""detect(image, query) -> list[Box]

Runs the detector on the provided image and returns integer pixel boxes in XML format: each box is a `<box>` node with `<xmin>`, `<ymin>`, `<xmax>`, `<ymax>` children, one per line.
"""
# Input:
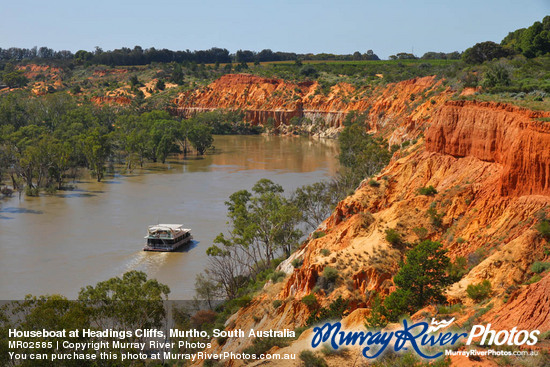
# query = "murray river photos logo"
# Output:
<box><xmin>310</xmin><ymin>318</ymin><xmax>540</xmax><ymax>359</ymax></box>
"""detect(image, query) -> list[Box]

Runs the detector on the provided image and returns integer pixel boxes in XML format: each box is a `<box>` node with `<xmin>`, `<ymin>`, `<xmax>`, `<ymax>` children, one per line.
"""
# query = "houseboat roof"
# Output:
<box><xmin>148</xmin><ymin>224</ymin><xmax>191</xmax><ymax>233</ymax></box>
<box><xmin>148</xmin><ymin>224</ymin><xmax>187</xmax><ymax>232</ymax></box>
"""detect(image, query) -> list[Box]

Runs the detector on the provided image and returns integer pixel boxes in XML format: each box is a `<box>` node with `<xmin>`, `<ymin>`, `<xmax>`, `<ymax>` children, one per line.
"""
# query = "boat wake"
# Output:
<box><xmin>122</xmin><ymin>250</ymin><xmax>169</xmax><ymax>275</ymax></box>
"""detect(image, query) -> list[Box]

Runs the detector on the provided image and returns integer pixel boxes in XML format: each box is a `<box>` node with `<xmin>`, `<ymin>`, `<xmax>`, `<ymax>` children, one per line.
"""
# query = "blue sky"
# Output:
<box><xmin>1</xmin><ymin>0</ymin><xmax>548</xmax><ymax>59</ymax></box>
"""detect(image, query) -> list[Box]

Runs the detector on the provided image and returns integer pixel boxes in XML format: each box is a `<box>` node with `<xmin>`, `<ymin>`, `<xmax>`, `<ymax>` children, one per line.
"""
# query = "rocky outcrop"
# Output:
<box><xmin>17</xmin><ymin>64</ymin><xmax>63</xmax><ymax>79</ymax></box>
<box><xmin>426</xmin><ymin>100</ymin><xmax>550</xmax><ymax>196</ymax></box>
<box><xmin>174</xmin><ymin>74</ymin><xmax>447</xmax><ymax>133</ymax></box>
<box><xmin>483</xmin><ymin>272</ymin><xmax>550</xmax><ymax>332</ymax></box>
<box><xmin>91</xmin><ymin>96</ymin><xmax>132</xmax><ymax>105</ymax></box>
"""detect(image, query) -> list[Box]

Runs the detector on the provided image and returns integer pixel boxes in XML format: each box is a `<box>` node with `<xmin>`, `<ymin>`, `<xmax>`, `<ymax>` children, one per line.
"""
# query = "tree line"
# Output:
<box><xmin>0</xmin><ymin>45</ymin><xmax>381</xmax><ymax>66</ymax></box>
<box><xmin>0</xmin><ymin>92</ymin><xmax>261</xmax><ymax>196</ymax></box>
<box><xmin>463</xmin><ymin>16</ymin><xmax>550</xmax><ymax>64</ymax></box>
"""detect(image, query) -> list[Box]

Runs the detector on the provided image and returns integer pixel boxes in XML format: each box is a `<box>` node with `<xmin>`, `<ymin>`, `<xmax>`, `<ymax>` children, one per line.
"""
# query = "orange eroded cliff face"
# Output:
<box><xmin>91</xmin><ymin>96</ymin><xmax>132</xmax><ymax>105</ymax></box>
<box><xmin>192</xmin><ymin>86</ymin><xmax>549</xmax><ymax>366</ymax></box>
<box><xmin>483</xmin><ymin>272</ymin><xmax>550</xmax><ymax>332</ymax></box>
<box><xmin>173</xmin><ymin>74</ymin><xmax>448</xmax><ymax>135</ymax></box>
<box><xmin>426</xmin><ymin>101</ymin><xmax>550</xmax><ymax>196</ymax></box>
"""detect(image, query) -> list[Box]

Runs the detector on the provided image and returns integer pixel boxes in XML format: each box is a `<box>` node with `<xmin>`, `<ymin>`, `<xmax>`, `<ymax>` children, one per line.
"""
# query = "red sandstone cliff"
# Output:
<box><xmin>91</xmin><ymin>96</ymin><xmax>132</xmax><ymax>105</ymax></box>
<box><xmin>192</xmin><ymin>93</ymin><xmax>550</xmax><ymax>366</ymax></box>
<box><xmin>426</xmin><ymin>101</ymin><xmax>550</xmax><ymax>196</ymax></box>
<box><xmin>173</xmin><ymin>74</ymin><xmax>448</xmax><ymax>135</ymax></box>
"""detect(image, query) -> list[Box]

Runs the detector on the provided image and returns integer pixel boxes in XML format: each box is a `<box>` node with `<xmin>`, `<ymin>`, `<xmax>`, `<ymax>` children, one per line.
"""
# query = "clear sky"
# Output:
<box><xmin>1</xmin><ymin>0</ymin><xmax>548</xmax><ymax>59</ymax></box>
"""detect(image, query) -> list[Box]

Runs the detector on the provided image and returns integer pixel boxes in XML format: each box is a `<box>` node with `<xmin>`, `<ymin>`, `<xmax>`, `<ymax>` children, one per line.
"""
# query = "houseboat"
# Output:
<box><xmin>144</xmin><ymin>224</ymin><xmax>192</xmax><ymax>252</ymax></box>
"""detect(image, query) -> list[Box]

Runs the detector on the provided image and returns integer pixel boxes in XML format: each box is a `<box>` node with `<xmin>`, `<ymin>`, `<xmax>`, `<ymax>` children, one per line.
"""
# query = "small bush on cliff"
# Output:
<box><xmin>418</xmin><ymin>185</ymin><xmax>438</xmax><ymax>196</ymax></box>
<box><xmin>447</xmin><ymin>256</ymin><xmax>469</xmax><ymax>280</ymax></box>
<box><xmin>299</xmin><ymin>350</ymin><xmax>328</xmax><ymax>367</ymax></box>
<box><xmin>413</xmin><ymin>226</ymin><xmax>429</xmax><ymax>240</ymax></box>
<box><xmin>368</xmin><ymin>179</ymin><xmax>380</xmax><ymax>187</ymax></box>
<box><xmin>531</xmin><ymin>261</ymin><xmax>550</xmax><ymax>274</ymax></box>
<box><xmin>321</xmin><ymin>343</ymin><xmax>348</xmax><ymax>356</ymax></box>
<box><xmin>313</xmin><ymin>231</ymin><xmax>326</xmax><ymax>239</ymax></box>
<box><xmin>155</xmin><ymin>79</ymin><xmax>165</xmax><ymax>91</ymax></box>
<box><xmin>270</xmin><ymin>271</ymin><xmax>286</xmax><ymax>283</ymax></box>
<box><xmin>535</xmin><ymin>219</ymin><xmax>550</xmax><ymax>242</ymax></box>
<box><xmin>527</xmin><ymin>274</ymin><xmax>542</xmax><ymax>284</ymax></box>
<box><xmin>385</xmin><ymin>228</ymin><xmax>403</xmax><ymax>247</ymax></box>
<box><xmin>302</xmin><ymin>294</ymin><xmax>318</xmax><ymax>309</ymax></box>
<box><xmin>306</xmin><ymin>296</ymin><xmax>349</xmax><ymax>326</ymax></box>
<box><xmin>383</xmin><ymin>240</ymin><xmax>456</xmax><ymax>321</ymax></box>
<box><xmin>427</xmin><ymin>207</ymin><xmax>445</xmax><ymax>228</ymax></box>
<box><xmin>322</xmin><ymin>266</ymin><xmax>339</xmax><ymax>282</ymax></box>
<box><xmin>320</xmin><ymin>248</ymin><xmax>330</xmax><ymax>256</ymax></box>
<box><xmin>292</xmin><ymin>258</ymin><xmax>304</xmax><ymax>268</ymax></box>
<box><xmin>466</xmin><ymin>280</ymin><xmax>492</xmax><ymax>303</ymax></box>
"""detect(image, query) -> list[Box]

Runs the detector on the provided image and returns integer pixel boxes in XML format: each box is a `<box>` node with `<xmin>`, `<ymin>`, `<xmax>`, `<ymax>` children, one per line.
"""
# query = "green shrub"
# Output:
<box><xmin>320</xmin><ymin>248</ymin><xmax>330</xmax><ymax>256</ymax></box>
<box><xmin>271</xmin><ymin>257</ymin><xmax>284</xmax><ymax>268</ymax></box>
<box><xmin>527</xmin><ymin>274</ymin><xmax>542</xmax><ymax>284</ymax></box>
<box><xmin>155</xmin><ymin>79</ymin><xmax>165</xmax><ymax>90</ymax></box>
<box><xmin>313</xmin><ymin>231</ymin><xmax>326</xmax><ymax>239</ymax></box>
<box><xmin>270</xmin><ymin>271</ymin><xmax>286</xmax><ymax>283</ymax></box>
<box><xmin>322</xmin><ymin>266</ymin><xmax>339</xmax><ymax>282</ymax></box>
<box><xmin>418</xmin><ymin>185</ymin><xmax>438</xmax><ymax>196</ymax></box>
<box><xmin>368</xmin><ymin>179</ymin><xmax>380</xmax><ymax>187</ymax></box>
<box><xmin>306</xmin><ymin>296</ymin><xmax>349</xmax><ymax>326</ymax></box>
<box><xmin>413</xmin><ymin>226</ymin><xmax>429</xmax><ymax>240</ymax></box>
<box><xmin>385</xmin><ymin>228</ymin><xmax>402</xmax><ymax>247</ymax></box>
<box><xmin>447</xmin><ymin>256</ymin><xmax>468</xmax><ymax>280</ymax></box>
<box><xmin>302</xmin><ymin>294</ymin><xmax>318</xmax><ymax>309</ymax></box>
<box><xmin>272</xmin><ymin>300</ymin><xmax>283</xmax><ymax>309</ymax></box>
<box><xmin>531</xmin><ymin>261</ymin><xmax>550</xmax><ymax>274</ymax></box>
<box><xmin>536</xmin><ymin>220</ymin><xmax>550</xmax><ymax>241</ymax></box>
<box><xmin>24</xmin><ymin>186</ymin><xmax>40</xmax><ymax>197</ymax></box>
<box><xmin>44</xmin><ymin>185</ymin><xmax>57</xmax><ymax>194</ymax></box>
<box><xmin>292</xmin><ymin>258</ymin><xmax>304</xmax><ymax>268</ymax></box>
<box><xmin>466</xmin><ymin>280</ymin><xmax>492</xmax><ymax>302</ymax></box>
<box><xmin>364</xmin><ymin>294</ymin><xmax>387</xmax><ymax>329</ymax></box>
<box><xmin>437</xmin><ymin>303</ymin><xmax>464</xmax><ymax>315</ymax></box>
<box><xmin>427</xmin><ymin>207</ymin><xmax>444</xmax><ymax>228</ymax></box>
<box><xmin>321</xmin><ymin>343</ymin><xmax>348</xmax><ymax>356</ymax></box>
<box><xmin>299</xmin><ymin>350</ymin><xmax>327</xmax><ymax>367</ymax></box>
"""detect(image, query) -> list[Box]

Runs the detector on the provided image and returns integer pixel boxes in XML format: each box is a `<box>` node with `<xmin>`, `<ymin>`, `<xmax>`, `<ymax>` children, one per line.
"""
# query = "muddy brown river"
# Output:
<box><xmin>0</xmin><ymin>135</ymin><xmax>338</xmax><ymax>300</ymax></box>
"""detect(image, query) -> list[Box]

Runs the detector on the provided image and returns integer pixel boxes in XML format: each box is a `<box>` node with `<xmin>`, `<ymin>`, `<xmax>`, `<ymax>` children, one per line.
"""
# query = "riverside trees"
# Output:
<box><xmin>0</xmin><ymin>271</ymin><xmax>170</xmax><ymax>366</ymax></box>
<box><xmin>203</xmin><ymin>179</ymin><xmax>302</xmax><ymax>300</ymax></box>
<box><xmin>0</xmin><ymin>92</ymin><xmax>217</xmax><ymax>194</ymax></box>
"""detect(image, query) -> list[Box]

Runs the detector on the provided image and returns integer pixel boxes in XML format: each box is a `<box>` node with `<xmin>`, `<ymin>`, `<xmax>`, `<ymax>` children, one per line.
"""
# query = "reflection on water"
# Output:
<box><xmin>0</xmin><ymin>135</ymin><xmax>338</xmax><ymax>299</ymax></box>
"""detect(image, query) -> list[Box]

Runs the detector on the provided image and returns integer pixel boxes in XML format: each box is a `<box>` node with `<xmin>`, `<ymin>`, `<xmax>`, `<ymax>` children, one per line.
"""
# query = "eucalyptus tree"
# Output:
<box><xmin>207</xmin><ymin>179</ymin><xmax>302</xmax><ymax>299</ymax></box>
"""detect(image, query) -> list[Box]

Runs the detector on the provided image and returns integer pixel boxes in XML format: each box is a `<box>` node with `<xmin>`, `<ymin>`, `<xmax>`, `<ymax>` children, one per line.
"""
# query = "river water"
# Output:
<box><xmin>0</xmin><ymin>135</ymin><xmax>338</xmax><ymax>300</ymax></box>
